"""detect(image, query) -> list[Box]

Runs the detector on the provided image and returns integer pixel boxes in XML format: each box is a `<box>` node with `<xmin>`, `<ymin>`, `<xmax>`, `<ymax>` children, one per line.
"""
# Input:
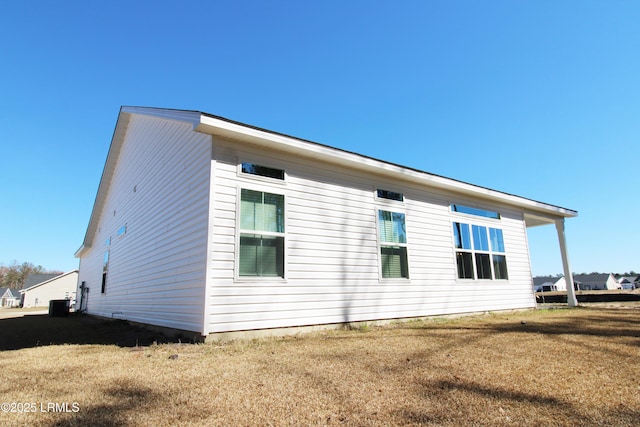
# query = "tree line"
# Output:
<box><xmin>537</xmin><ymin>271</ymin><xmax>637</xmax><ymax>278</ymax></box>
<box><xmin>0</xmin><ymin>261</ymin><xmax>63</xmax><ymax>289</ymax></box>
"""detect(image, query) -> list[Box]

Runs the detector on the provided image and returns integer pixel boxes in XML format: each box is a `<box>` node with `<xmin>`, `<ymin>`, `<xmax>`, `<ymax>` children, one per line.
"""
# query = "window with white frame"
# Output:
<box><xmin>101</xmin><ymin>250</ymin><xmax>109</xmax><ymax>293</ymax></box>
<box><xmin>378</xmin><ymin>210</ymin><xmax>409</xmax><ymax>279</ymax></box>
<box><xmin>238</xmin><ymin>189</ymin><xmax>285</xmax><ymax>277</ymax></box>
<box><xmin>241</xmin><ymin>162</ymin><xmax>285</xmax><ymax>180</ymax></box>
<box><xmin>453</xmin><ymin>222</ymin><xmax>508</xmax><ymax>280</ymax></box>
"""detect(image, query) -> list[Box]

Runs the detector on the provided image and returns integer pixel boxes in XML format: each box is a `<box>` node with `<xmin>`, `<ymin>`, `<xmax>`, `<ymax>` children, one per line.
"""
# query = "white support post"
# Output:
<box><xmin>555</xmin><ymin>218</ymin><xmax>578</xmax><ymax>307</ymax></box>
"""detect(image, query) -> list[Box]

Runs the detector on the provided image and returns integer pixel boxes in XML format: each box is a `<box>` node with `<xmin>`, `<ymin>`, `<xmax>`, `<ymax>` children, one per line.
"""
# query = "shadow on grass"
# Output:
<box><xmin>411</xmin><ymin>307</ymin><xmax>640</xmax><ymax>341</ymax></box>
<box><xmin>0</xmin><ymin>314</ymin><xmax>182</xmax><ymax>351</ymax></box>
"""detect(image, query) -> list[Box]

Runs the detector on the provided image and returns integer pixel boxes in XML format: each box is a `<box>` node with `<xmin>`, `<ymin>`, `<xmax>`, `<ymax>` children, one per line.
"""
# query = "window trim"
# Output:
<box><xmin>376</xmin><ymin>208</ymin><xmax>410</xmax><ymax>281</ymax></box>
<box><xmin>234</xmin><ymin>186</ymin><xmax>287</xmax><ymax>282</ymax></box>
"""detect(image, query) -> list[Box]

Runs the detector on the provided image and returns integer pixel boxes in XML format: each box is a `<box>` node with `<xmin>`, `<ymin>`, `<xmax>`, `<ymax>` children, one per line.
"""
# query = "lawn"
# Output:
<box><xmin>1</xmin><ymin>305</ymin><xmax>639</xmax><ymax>426</ymax></box>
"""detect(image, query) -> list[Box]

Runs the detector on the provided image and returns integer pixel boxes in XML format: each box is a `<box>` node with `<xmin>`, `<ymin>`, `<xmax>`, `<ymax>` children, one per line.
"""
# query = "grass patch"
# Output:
<box><xmin>1</xmin><ymin>306</ymin><xmax>639</xmax><ymax>426</ymax></box>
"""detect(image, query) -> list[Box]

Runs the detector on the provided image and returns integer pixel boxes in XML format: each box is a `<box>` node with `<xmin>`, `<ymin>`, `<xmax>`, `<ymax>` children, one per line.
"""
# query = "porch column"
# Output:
<box><xmin>555</xmin><ymin>218</ymin><xmax>578</xmax><ymax>307</ymax></box>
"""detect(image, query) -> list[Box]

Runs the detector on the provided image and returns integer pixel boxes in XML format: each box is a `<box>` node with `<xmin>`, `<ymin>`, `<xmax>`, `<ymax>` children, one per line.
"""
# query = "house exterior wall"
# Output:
<box><xmin>605</xmin><ymin>274</ymin><xmax>621</xmax><ymax>290</ymax></box>
<box><xmin>206</xmin><ymin>137</ymin><xmax>536</xmax><ymax>334</ymax></box>
<box><xmin>22</xmin><ymin>272</ymin><xmax>79</xmax><ymax>308</ymax></box>
<box><xmin>77</xmin><ymin>114</ymin><xmax>213</xmax><ymax>333</ymax></box>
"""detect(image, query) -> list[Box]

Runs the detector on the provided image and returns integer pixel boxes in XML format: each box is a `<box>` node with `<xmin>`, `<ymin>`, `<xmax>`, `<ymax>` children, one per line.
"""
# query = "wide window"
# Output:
<box><xmin>453</xmin><ymin>222</ymin><xmax>508</xmax><ymax>280</ymax></box>
<box><xmin>378</xmin><ymin>210</ymin><xmax>408</xmax><ymax>279</ymax></box>
<box><xmin>450</xmin><ymin>204</ymin><xmax>501</xmax><ymax>219</ymax></box>
<box><xmin>239</xmin><ymin>189</ymin><xmax>285</xmax><ymax>277</ymax></box>
<box><xmin>241</xmin><ymin>162</ymin><xmax>285</xmax><ymax>180</ymax></box>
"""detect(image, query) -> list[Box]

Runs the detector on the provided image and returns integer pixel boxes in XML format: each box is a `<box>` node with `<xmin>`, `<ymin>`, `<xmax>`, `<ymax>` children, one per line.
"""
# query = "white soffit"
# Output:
<box><xmin>194</xmin><ymin>113</ymin><xmax>577</xmax><ymax>220</ymax></box>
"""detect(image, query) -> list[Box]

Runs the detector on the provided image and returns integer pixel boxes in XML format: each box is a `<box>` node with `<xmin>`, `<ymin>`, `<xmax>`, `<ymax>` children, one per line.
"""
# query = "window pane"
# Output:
<box><xmin>240</xmin><ymin>189</ymin><xmax>284</xmax><ymax>232</ymax></box>
<box><xmin>472</xmin><ymin>225</ymin><xmax>489</xmax><ymax>251</ymax></box>
<box><xmin>263</xmin><ymin>193</ymin><xmax>285</xmax><ymax>232</ymax></box>
<box><xmin>475</xmin><ymin>253</ymin><xmax>492</xmax><ymax>279</ymax></box>
<box><xmin>453</xmin><ymin>222</ymin><xmax>471</xmax><ymax>249</ymax></box>
<box><xmin>451</xmin><ymin>204</ymin><xmax>500</xmax><ymax>219</ymax></box>
<box><xmin>490</xmin><ymin>228</ymin><xmax>505</xmax><ymax>253</ymax></box>
<box><xmin>493</xmin><ymin>255</ymin><xmax>509</xmax><ymax>280</ymax></box>
<box><xmin>377</xmin><ymin>189</ymin><xmax>404</xmax><ymax>202</ymax></box>
<box><xmin>379</xmin><ymin>210</ymin><xmax>406</xmax><ymax>243</ymax></box>
<box><xmin>381</xmin><ymin>246</ymin><xmax>408</xmax><ymax>278</ymax></box>
<box><xmin>456</xmin><ymin>252</ymin><xmax>474</xmax><ymax>279</ymax></box>
<box><xmin>241</xmin><ymin>162</ymin><xmax>285</xmax><ymax>180</ymax></box>
<box><xmin>240</xmin><ymin>189</ymin><xmax>261</xmax><ymax>230</ymax></box>
<box><xmin>239</xmin><ymin>234</ymin><xmax>284</xmax><ymax>277</ymax></box>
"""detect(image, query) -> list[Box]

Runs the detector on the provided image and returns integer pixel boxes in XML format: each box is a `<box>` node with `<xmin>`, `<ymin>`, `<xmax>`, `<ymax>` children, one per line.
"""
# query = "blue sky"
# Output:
<box><xmin>0</xmin><ymin>1</ymin><xmax>638</xmax><ymax>276</ymax></box>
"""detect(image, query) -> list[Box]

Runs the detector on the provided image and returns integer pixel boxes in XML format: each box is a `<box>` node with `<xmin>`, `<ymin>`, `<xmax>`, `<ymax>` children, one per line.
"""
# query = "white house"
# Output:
<box><xmin>21</xmin><ymin>270</ymin><xmax>79</xmax><ymax>308</ymax></box>
<box><xmin>75</xmin><ymin>107</ymin><xmax>578</xmax><ymax>339</ymax></box>
<box><xmin>573</xmin><ymin>273</ymin><xmax>620</xmax><ymax>291</ymax></box>
<box><xmin>0</xmin><ymin>288</ymin><xmax>21</xmax><ymax>307</ymax></box>
<box><xmin>533</xmin><ymin>276</ymin><xmax>566</xmax><ymax>292</ymax></box>
<box><xmin>617</xmin><ymin>276</ymin><xmax>638</xmax><ymax>290</ymax></box>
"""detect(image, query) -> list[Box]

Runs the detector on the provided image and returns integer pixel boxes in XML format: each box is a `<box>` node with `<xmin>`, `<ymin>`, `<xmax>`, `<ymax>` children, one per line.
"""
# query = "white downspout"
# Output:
<box><xmin>555</xmin><ymin>218</ymin><xmax>578</xmax><ymax>307</ymax></box>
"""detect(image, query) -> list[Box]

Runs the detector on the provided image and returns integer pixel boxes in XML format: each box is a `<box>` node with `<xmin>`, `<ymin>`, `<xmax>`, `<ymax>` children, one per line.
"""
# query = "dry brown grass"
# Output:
<box><xmin>1</xmin><ymin>306</ymin><xmax>639</xmax><ymax>426</ymax></box>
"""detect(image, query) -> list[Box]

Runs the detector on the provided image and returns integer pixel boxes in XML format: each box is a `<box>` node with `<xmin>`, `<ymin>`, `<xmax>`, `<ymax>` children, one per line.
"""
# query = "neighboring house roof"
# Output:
<box><xmin>0</xmin><ymin>288</ymin><xmax>20</xmax><ymax>299</ymax></box>
<box><xmin>572</xmin><ymin>274</ymin><xmax>613</xmax><ymax>285</ymax></box>
<box><xmin>23</xmin><ymin>274</ymin><xmax>60</xmax><ymax>290</ymax></box>
<box><xmin>619</xmin><ymin>276</ymin><xmax>639</xmax><ymax>283</ymax></box>
<box><xmin>21</xmin><ymin>270</ymin><xmax>79</xmax><ymax>293</ymax></box>
<box><xmin>76</xmin><ymin>106</ymin><xmax>579</xmax><ymax>257</ymax></box>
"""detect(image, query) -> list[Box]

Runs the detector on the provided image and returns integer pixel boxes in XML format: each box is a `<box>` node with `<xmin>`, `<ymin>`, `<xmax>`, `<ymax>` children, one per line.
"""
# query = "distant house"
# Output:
<box><xmin>573</xmin><ymin>273</ymin><xmax>620</xmax><ymax>291</ymax></box>
<box><xmin>74</xmin><ymin>106</ymin><xmax>579</xmax><ymax>339</ymax></box>
<box><xmin>0</xmin><ymin>288</ymin><xmax>21</xmax><ymax>307</ymax></box>
<box><xmin>533</xmin><ymin>276</ymin><xmax>565</xmax><ymax>292</ymax></box>
<box><xmin>617</xmin><ymin>276</ymin><xmax>638</xmax><ymax>290</ymax></box>
<box><xmin>21</xmin><ymin>270</ymin><xmax>79</xmax><ymax>308</ymax></box>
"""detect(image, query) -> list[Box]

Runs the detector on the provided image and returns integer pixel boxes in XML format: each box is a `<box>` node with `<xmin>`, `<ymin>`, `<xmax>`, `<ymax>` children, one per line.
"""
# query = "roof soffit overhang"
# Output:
<box><xmin>194</xmin><ymin>113</ymin><xmax>577</xmax><ymax>223</ymax></box>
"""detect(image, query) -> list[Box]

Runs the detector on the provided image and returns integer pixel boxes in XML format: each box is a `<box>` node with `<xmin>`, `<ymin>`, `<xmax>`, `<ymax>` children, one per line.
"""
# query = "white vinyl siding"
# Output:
<box><xmin>76</xmin><ymin>114</ymin><xmax>212</xmax><ymax>333</ymax></box>
<box><xmin>206</xmin><ymin>137</ymin><xmax>536</xmax><ymax>334</ymax></box>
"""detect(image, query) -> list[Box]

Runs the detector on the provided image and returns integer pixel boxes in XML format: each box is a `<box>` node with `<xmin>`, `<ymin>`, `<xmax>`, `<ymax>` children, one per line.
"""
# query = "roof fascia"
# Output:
<box><xmin>20</xmin><ymin>270</ymin><xmax>79</xmax><ymax>292</ymax></box>
<box><xmin>195</xmin><ymin>114</ymin><xmax>577</xmax><ymax>220</ymax></box>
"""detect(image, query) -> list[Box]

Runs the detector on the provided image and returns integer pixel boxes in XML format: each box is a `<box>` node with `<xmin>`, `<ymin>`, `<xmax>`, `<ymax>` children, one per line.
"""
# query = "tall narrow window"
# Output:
<box><xmin>490</xmin><ymin>228</ymin><xmax>508</xmax><ymax>280</ymax></box>
<box><xmin>453</xmin><ymin>222</ymin><xmax>473</xmax><ymax>279</ymax></box>
<box><xmin>378</xmin><ymin>210</ymin><xmax>408</xmax><ymax>279</ymax></box>
<box><xmin>101</xmin><ymin>250</ymin><xmax>109</xmax><ymax>293</ymax></box>
<box><xmin>472</xmin><ymin>225</ymin><xmax>492</xmax><ymax>279</ymax></box>
<box><xmin>239</xmin><ymin>189</ymin><xmax>285</xmax><ymax>277</ymax></box>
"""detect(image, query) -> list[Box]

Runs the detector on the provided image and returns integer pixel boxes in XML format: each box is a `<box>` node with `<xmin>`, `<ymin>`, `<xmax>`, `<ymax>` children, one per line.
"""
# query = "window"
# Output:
<box><xmin>238</xmin><ymin>189</ymin><xmax>285</xmax><ymax>277</ymax></box>
<box><xmin>378</xmin><ymin>210</ymin><xmax>408</xmax><ymax>278</ymax></box>
<box><xmin>101</xmin><ymin>250</ymin><xmax>109</xmax><ymax>293</ymax></box>
<box><xmin>377</xmin><ymin>189</ymin><xmax>404</xmax><ymax>202</ymax></box>
<box><xmin>453</xmin><ymin>222</ymin><xmax>508</xmax><ymax>280</ymax></box>
<box><xmin>451</xmin><ymin>204</ymin><xmax>500</xmax><ymax>219</ymax></box>
<box><xmin>241</xmin><ymin>162</ymin><xmax>285</xmax><ymax>180</ymax></box>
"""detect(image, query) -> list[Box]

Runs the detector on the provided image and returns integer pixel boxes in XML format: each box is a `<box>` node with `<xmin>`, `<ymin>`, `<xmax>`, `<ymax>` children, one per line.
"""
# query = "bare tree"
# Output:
<box><xmin>0</xmin><ymin>261</ymin><xmax>61</xmax><ymax>289</ymax></box>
